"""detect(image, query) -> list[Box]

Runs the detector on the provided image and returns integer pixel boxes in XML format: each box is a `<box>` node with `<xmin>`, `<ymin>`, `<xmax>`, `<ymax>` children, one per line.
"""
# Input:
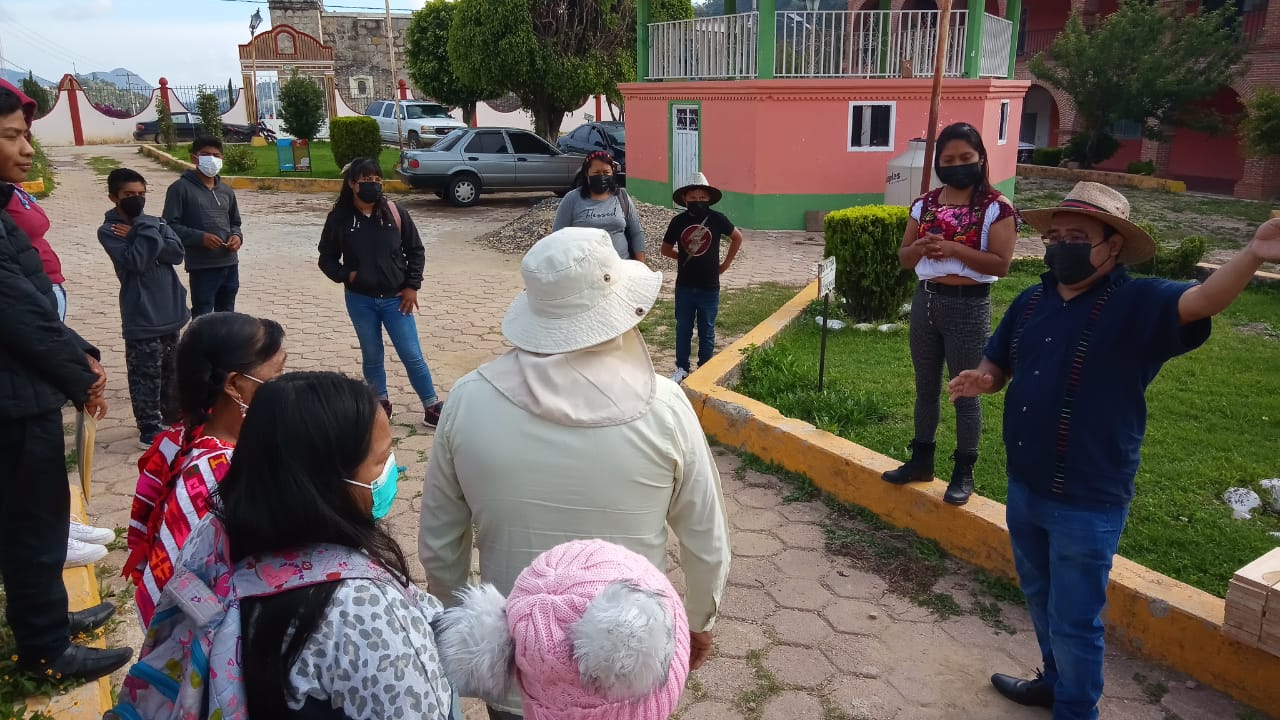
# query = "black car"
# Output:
<box><xmin>133</xmin><ymin>112</ymin><xmax>256</xmax><ymax>144</ymax></box>
<box><xmin>557</xmin><ymin>121</ymin><xmax>626</xmax><ymax>179</ymax></box>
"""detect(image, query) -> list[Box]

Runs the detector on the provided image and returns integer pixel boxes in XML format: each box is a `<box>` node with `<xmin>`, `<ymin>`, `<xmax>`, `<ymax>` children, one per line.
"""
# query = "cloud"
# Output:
<box><xmin>53</xmin><ymin>0</ymin><xmax>112</xmax><ymax>18</ymax></box>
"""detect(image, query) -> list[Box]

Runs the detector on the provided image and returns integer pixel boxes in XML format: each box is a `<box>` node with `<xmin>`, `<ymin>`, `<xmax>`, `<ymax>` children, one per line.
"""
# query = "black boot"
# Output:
<box><xmin>21</xmin><ymin>644</ymin><xmax>133</xmax><ymax>682</ymax></box>
<box><xmin>944</xmin><ymin>450</ymin><xmax>977</xmax><ymax>505</ymax></box>
<box><xmin>991</xmin><ymin>670</ymin><xmax>1055</xmax><ymax>709</ymax></box>
<box><xmin>882</xmin><ymin>440</ymin><xmax>936</xmax><ymax>485</ymax></box>
<box><xmin>68</xmin><ymin>602</ymin><xmax>116</xmax><ymax>636</ymax></box>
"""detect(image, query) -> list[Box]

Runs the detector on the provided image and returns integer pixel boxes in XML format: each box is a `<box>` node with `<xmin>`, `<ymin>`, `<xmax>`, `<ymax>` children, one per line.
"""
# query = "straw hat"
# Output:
<box><xmin>672</xmin><ymin>172</ymin><xmax>723</xmax><ymax>207</ymax></box>
<box><xmin>1020</xmin><ymin>181</ymin><xmax>1156</xmax><ymax>265</ymax></box>
<box><xmin>502</xmin><ymin>227</ymin><xmax>662</xmax><ymax>355</ymax></box>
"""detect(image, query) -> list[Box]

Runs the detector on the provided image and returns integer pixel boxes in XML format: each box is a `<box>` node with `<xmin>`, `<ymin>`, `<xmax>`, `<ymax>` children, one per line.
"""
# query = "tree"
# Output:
<box><xmin>21</xmin><ymin>73</ymin><xmax>52</xmax><ymax>118</ymax></box>
<box><xmin>405</xmin><ymin>0</ymin><xmax>499</xmax><ymax>127</ymax></box>
<box><xmin>1031</xmin><ymin>0</ymin><xmax>1246</xmax><ymax>168</ymax></box>
<box><xmin>156</xmin><ymin>94</ymin><xmax>178</xmax><ymax>150</ymax></box>
<box><xmin>1242</xmin><ymin>86</ymin><xmax>1280</xmax><ymax>158</ymax></box>
<box><xmin>449</xmin><ymin>0</ymin><xmax>691</xmax><ymax>140</ymax></box>
<box><xmin>195</xmin><ymin>85</ymin><xmax>224</xmax><ymax>140</ymax></box>
<box><xmin>279</xmin><ymin>73</ymin><xmax>326</xmax><ymax>142</ymax></box>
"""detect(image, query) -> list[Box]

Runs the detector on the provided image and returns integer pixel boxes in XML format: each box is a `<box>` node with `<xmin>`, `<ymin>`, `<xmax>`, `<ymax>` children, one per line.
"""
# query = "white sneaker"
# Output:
<box><xmin>671</xmin><ymin>368</ymin><xmax>690</xmax><ymax>384</ymax></box>
<box><xmin>65</xmin><ymin>537</ymin><xmax>108</xmax><ymax>568</ymax></box>
<box><xmin>69</xmin><ymin>520</ymin><xmax>116</xmax><ymax>546</ymax></box>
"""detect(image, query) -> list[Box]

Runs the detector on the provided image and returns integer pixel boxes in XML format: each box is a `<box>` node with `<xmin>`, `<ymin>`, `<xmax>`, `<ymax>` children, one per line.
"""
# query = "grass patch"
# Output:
<box><xmin>0</xmin><ymin>588</ymin><xmax>81</xmax><ymax>718</ymax></box>
<box><xmin>1133</xmin><ymin>672</ymin><xmax>1169</xmax><ymax>704</ymax></box>
<box><xmin>734</xmin><ymin>648</ymin><xmax>784</xmax><ymax>720</ymax></box>
<box><xmin>638</xmin><ymin>282</ymin><xmax>800</xmax><ymax>353</ymax></box>
<box><xmin>734</xmin><ymin>260</ymin><xmax>1280</xmax><ymax>597</ymax></box>
<box><xmin>86</xmin><ymin>156</ymin><xmax>121</xmax><ymax>176</ymax></box>
<box><xmin>217</xmin><ymin>142</ymin><xmax>402</xmax><ymax>179</ymax></box>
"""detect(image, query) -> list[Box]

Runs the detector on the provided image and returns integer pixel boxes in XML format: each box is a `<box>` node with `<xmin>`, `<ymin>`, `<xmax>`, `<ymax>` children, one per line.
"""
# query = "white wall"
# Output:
<box><xmin>448</xmin><ymin>96</ymin><xmax>614</xmax><ymax>136</ymax></box>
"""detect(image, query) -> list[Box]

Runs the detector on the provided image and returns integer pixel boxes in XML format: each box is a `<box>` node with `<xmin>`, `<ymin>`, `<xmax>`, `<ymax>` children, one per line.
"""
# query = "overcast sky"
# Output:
<box><xmin>0</xmin><ymin>0</ymin><xmax>424</xmax><ymax>86</ymax></box>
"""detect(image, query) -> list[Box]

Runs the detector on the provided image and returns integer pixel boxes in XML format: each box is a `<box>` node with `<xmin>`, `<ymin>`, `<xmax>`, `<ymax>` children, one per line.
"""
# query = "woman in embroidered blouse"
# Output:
<box><xmin>124</xmin><ymin>312</ymin><xmax>286</xmax><ymax>626</ymax></box>
<box><xmin>882</xmin><ymin>122</ymin><xmax>1018</xmax><ymax>506</ymax></box>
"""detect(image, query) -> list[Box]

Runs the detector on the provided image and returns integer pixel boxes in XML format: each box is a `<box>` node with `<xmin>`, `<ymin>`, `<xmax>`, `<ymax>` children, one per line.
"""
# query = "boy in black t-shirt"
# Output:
<box><xmin>661</xmin><ymin>173</ymin><xmax>744</xmax><ymax>383</ymax></box>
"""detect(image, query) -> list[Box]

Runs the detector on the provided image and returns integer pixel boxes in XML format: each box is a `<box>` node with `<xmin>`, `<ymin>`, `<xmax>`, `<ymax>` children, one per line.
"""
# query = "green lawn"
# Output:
<box><xmin>638</xmin><ymin>283</ymin><xmax>803</xmax><ymax>353</ymax></box>
<box><xmin>733</xmin><ymin>259</ymin><xmax>1280</xmax><ymax>597</ymax></box>
<box><xmin>218</xmin><ymin>142</ymin><xmax>402</xmax><ymax>179</ymax></box>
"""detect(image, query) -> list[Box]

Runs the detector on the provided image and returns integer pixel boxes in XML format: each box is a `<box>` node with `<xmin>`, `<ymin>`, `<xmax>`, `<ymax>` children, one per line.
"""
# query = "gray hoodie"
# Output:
<box><xmin>161</xmin><ymin>170</ymin><xmax>243</xmax><ymax>271</ymax></box>
<box><xmin>97</xmin><ymin>210</ymin><xmax>190</xmax><ymax>340</ymax></box>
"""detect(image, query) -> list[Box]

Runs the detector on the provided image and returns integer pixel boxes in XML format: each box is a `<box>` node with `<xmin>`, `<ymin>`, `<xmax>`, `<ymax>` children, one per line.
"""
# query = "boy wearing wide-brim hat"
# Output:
<box><xmin>949</xmin><ymin>181</ymin><xmax>1280</xmax><ymax>719</ymax></box>
<box><xmin>660</xmin><ymin>172</ymin><xmax>744</xmax><ymax>383</ymax></box>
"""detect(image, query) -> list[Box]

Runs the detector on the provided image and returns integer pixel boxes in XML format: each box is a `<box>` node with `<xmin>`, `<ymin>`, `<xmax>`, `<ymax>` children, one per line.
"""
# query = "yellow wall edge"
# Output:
<box><xmin>1016</xmin><ymin>163</ymin><xmax>1187</xmax><ymax>193</ymax></box>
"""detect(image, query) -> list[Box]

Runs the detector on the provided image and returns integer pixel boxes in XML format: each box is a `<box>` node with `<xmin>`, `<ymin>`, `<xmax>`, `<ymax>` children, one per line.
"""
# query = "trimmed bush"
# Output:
<box><xmin>823</xmin><ymin>205</ymin><xmax>913</xmax><ymax>322</ymax></box>
<box><xmin>1032</xmin><ymin>147</ymin><xmax>1064</xmax><ymax>167</ymax></box>
<box><xmin>1064</xmin><ymin>131</ymin><xmax>1120</xmax><ymax>166</ymax></box>
<box><xmin>1130</xmin><ymin>235</ymin><xmax>1208</xmax><ymax>279</ymax></box>
<box><xmin>279</xmin><ymin>73</ymin><xmax>326</xmax><ymax>142</ymax></box>
<box><xmin>330</xmin><ymin>116</ymin><xmax>383</xmax><ymax>170</ymax></box>
<box><xmin>223</xmin><ymin>144</ymin><xmax>257</xmax><ymax>174</ymax></box>
<box><xmin>1127</xmin><ymin>159</ymin><xmax>1155</xmax><ymax>176</ymax></box>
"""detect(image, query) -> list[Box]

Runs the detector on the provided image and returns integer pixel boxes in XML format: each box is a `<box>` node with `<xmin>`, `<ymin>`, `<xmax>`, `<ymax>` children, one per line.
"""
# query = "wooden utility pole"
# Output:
<box><xmin>385</xmin><ymin>0</ymin><xmax>404</xmax><ymax>147</ymax></box>
<box><xmin>920</xmin><ymin>0</ymin><xmax>953</xmax><ymax>195</ymax></box>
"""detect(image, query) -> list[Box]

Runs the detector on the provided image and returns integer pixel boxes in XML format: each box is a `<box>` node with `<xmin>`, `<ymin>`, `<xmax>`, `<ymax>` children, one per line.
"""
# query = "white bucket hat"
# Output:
<box><xmin>502</xmin><ymin>227</ymin><xmax>663</xmax><ymax>355</ymax></box>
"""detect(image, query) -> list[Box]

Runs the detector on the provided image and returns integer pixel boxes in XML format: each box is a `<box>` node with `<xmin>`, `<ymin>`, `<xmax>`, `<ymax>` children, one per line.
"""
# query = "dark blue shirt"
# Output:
<box><xmin>984</xmin><ymin>267</ymin><xmax>1212</xmax><ymax>508</ymax></box>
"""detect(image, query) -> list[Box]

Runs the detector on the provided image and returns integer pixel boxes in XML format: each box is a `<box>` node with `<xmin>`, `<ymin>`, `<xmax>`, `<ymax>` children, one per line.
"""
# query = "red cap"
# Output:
<box><xmin>0</xmin><ymin>77</ymin><xmax>37</xmax><ymax>128</ymax></box>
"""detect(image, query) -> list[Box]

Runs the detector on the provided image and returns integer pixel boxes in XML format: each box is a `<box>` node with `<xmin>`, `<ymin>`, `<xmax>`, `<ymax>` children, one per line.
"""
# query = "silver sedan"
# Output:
<box><xmin>397</xmin><ymin>127</ymin><xmax>585</xmax><ymax>207</ymax></box>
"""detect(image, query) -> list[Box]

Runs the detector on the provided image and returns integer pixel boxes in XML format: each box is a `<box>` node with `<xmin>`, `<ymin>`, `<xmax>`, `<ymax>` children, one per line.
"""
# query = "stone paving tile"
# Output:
<box><xmin>34</xmin><ymin>146</ymin><xmax>1262</xmax><ymax>720</ymax></box>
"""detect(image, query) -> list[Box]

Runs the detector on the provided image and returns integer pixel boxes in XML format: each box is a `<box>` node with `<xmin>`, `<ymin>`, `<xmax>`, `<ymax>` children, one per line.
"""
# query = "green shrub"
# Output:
<box><xmin>1032</xmin><ymin>147</ymin><xmax>1064</xmax><ymax>167</ymax></box>
<box><xmin>222</xmin><ymin>144</ymin><xmax>257</xmax><ymax>174</ymax></box>
<box><xmin>26</xmin><ymin>137</ymin><xmax>54</xmax><ymax>197</ymax></box>
<box><xmin>1130</xmin><ymin>235</ymin><xmax>1208</xmax><ymax>279</ymax></box>
<box><xmin>1127</xmin><ymin>159</ymin><xmax>1155</xmax><ymax>176</ymax></box>
<box><xmin>195</xmin><ymin>85</ymin><xmax>224</xmax><ymax>140</ymax></box>
<box><xmin>279</xmin><ymin>73</ymin><xmax>326</xmax><ymax>143</ymax></box>
<box><xmin>156</xmin><ymin>99</ymin><xmax>177</xmax><ymax>150</ymax></box>
<box><xmin>329</xmin><ymin>116</ymin><xmax>383</xmax><ymax>170</ymax></box>
<box><xmin>1065</xmin><ymin>131</ymin><xmax>1120</xmax><ymax>166</ymax></box>
<box><xmin>1242</xmin><ymin>86</ymin><xmax>1280</xmax><ymax>157</ymax></box>
<box><xmin>822</xmin><ymin>205</ymin><xmax>913</xmax><ymax>322</ymax></box>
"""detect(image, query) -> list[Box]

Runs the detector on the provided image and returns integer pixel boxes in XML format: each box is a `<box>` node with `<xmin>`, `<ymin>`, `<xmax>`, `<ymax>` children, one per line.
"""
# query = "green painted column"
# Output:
<box><xmin>725</xmin><ymin>0</ymin><xmax>736</xmax><ymax>15</ymax></box>
<box><xmin>877</xmin><ymin>0</ymin><xmax>893</xmax><ymax>75</ymax></box>
<box><xmin>757</xmin><ymin>0</ymin><xmax>776</xmax><ymax>79</ymax></box>
<box><xmin>963</xmin><ymin>2</ymin><xmax>987</xmax><ymax>79</ymax></box>
<box><xmin>1006</xmin><ymin>0</ymin><xmax>1023</xmax><ymax>79</ymax></box>
<box><xmin>638</xmin><ymin>0</ymin><xmax>651</xmax><ymax>82</ymax></box>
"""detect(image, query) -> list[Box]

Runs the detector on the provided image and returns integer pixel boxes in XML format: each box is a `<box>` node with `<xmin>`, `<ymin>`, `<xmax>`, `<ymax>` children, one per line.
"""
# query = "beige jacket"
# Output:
<box><xmin>418</xmin><ymin>331</ymin><xmax>731</xmax><ymax>700</ymax></box>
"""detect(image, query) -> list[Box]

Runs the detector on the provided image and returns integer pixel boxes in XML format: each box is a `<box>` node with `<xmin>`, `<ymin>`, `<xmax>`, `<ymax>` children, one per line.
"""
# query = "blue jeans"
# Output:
<box><xmin>674</xmin><ymin>285</ymin><xmax>719</xmax><ymax>372</ymax></box>
<box><xmin>1006</xmin><ymin>481</ymin><xmax>1129</xmax><ymax>720</ymax></box>
<box><xmin>188</xmin><ymin>266</ymin><xmax>239</xmax><ymax>317</ymax></box>
<box><xmin>345</xmin><ymin>291</ymin><xmax>438</xmax><ymax>408</ymax></box>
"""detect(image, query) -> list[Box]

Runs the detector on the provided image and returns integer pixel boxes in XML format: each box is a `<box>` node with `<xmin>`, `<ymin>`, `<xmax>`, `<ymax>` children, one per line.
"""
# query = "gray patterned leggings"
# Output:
<box><xmin>908</xmin><ymin>285</ymin><xmax>990</xmax><ymax>453</ymax></box>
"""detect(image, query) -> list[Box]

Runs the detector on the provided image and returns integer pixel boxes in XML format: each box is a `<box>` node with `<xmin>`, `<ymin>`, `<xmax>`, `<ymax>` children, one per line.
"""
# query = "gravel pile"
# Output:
<box><xmin>478</xmin><ymin>196</ymin><xmax>683</xmax><ymax>274</ymax></box>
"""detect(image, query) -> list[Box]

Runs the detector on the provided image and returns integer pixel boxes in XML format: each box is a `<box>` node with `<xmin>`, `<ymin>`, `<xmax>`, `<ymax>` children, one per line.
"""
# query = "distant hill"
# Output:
<box><xmin>0</xmin><ymin>68</ymin><xmax>55</xmax><ymax>88</ymax></box>
<box><xmin>78</xmin><ymin>68</ymin><xmax>153</xmax><ymax>91</ymax></box>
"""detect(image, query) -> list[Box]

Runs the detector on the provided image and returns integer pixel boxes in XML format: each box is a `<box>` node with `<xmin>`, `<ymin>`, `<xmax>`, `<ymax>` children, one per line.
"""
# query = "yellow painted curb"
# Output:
<box><xmin>1016</xmin><ymin>163</ymin><xmax>1187</xmax><ymax>193</ymax></box>
<box><xmin>21</xmin><ymin>178</ymin><xmax>45</xmax><ymax>195</ymax></box>
<box><xmin>138</xmin><ymin>145</ymin><xmax>410</xmax><ymax>194</ymax></box>
<box><xmin>1271</xmin><ymin>209</ymin><xmax>1279</xmax><ymax>219</ymax></box>
<box><xmin>683</xmin><ymin>280</ymin><xmax>1280</xmax><ymax>717</ymax></box>
<box><xmin>23</xmin><ymin>486</ymin><xmax>112</xmax><ymax>719</ymax></box>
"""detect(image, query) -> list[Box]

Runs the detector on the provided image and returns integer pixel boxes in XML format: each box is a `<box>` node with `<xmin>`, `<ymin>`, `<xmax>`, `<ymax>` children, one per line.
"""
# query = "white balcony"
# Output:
<box><xmin>648</xmin><ymin>12</ymin><xmax>760</xmax><ymax>81</ymax></box>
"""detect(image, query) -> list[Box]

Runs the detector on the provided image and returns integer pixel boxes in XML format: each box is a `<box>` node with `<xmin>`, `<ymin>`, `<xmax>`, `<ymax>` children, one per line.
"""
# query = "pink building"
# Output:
<box><xmin>621</xmin><ymin>0</ymin><xmax>1029</xmax><ymax>229</ymax></box>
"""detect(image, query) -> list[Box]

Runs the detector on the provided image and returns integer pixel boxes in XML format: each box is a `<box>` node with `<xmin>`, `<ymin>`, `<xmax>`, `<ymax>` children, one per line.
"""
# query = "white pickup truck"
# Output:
<box><xmin>363</xmin><ymin>100</ymin><xmax>466</xmax><ymax>148</ymax></box>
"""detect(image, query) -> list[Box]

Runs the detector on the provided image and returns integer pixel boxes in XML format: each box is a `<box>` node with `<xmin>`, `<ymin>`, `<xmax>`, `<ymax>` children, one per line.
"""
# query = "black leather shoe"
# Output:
<box><xmin>991</xmin><ymin>671</ymin><xmax>1055</xmax><ymax>709</ymax></box>
<box><xmin>943</xmin><ymin>450</ymin><xmax>977</xmax><ymax>505</ymax></box>
<box><xmin>68</xmin><ymin>602</ymin><xmax>116</xmax><ymax>637</ymax></box>
<box><xmin>21</xmin><ymin>644</ymin><xmax>134</xmax><ymax>682</ymax></box>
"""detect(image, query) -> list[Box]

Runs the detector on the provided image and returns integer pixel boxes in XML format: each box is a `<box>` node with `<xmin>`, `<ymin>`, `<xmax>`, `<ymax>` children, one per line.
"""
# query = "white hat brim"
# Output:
<box><xmin>502</xmin><ymin>261</ymin><xmax>663</xmax><ymax>355</ymax></box>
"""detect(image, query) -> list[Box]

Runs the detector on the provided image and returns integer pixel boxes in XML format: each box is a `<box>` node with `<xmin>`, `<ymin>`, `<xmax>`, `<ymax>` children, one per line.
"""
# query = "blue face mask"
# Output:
<box><xmin>345</xmin><ymin>453</ymin><xmax>400</xmax><ymax>520</ymax></box>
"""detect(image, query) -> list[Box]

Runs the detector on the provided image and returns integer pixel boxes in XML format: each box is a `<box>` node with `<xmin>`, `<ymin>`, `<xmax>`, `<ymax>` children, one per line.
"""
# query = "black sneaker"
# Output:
<box><xmin>424</xmin><ymin>401</ymin><xmax>444</xmax><ymax>428</ymax></box>
<box><xmin>137</xmin><ymin>432</ymin><xmax>158</xmax><ymax>451</ymax></box>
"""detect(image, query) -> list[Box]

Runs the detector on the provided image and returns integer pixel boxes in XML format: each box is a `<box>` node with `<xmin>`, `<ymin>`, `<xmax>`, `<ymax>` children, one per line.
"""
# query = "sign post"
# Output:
<box><xmin>817</xmin><ymin>256</ymin><xmax>837</xmax><ymax>392</ymax></box>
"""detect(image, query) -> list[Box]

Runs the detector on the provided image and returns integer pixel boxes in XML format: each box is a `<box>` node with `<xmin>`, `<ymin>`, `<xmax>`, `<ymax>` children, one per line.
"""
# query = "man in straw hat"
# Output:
<box><xmin>950</xmin><ymin>181</ymin><xmax>1280</xmax><ymax>718</ymax></box>
<box><xmin>419</xmin><ymin>226</ymin><xmax>731</xmax><ymax>719</ymax></box>
<box><xmin>660</xmin><ymin>172</ymin><xmax>743</xmax><ymax>383</ymax></box>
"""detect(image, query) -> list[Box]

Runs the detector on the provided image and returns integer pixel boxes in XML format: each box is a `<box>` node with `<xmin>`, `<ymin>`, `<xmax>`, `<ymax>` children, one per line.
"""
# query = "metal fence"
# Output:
<box><xmin>775</xmin><ymin>10</ymin><xmax>968</xmax><ymax>79</ymax></box>
<box><xmin>170</xmin><ymin>84</ymin><xmax>239</xmax><ymax>114</ymax></box>
<box><xmin>648</xmin><ymin>12</ymin><xmax>760</xmax><ymax>80</ymax></box>
<box><xmin>980</xmin><ymin>13</ymin><xmax>1013</xmax><ymax>77</ymax></box>
<box><xmin>79</xmin><ymin>77</ymin><xmax>152</xmax><ymax>118</ymax></box>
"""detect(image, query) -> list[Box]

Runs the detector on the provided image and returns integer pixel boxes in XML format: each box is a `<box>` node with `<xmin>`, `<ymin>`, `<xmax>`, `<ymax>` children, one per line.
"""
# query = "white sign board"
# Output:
<box><xmin>818</xmin><ymin>257</ymin><xmax>837</xmax><ymax>297</ymax></box>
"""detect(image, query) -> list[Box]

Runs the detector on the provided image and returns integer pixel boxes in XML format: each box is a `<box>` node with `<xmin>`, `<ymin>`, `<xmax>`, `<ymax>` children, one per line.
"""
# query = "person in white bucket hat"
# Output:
<box><xmin>419</xmin><ymin>227</ymin><xmax>732</xmax><ymax>720</ymax></box>
<box><xmin>949</xmin><ymin>181</ymin><xmax>1280</xmax><ymax>719</ymax></box>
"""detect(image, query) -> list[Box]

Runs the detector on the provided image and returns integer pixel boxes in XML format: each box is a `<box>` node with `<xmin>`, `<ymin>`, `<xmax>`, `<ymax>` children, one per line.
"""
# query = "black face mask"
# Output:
<box><xmin>1044</xmin><ymin>242</ymin><xmax>1100</xmax><ymax>285</ymax></box>
<box><xmin>356</xmin><ymin>181</ymin><xmax>382</xmax><ymax>204</ymax></box>
<box><xmin>587</xmin><ymin>174</ymin><xmax>615</xmax><ymax>194</ymax></box>
<box><xmin>686</xmin><ymin>200</ymin><xmax>711</xmax><ymax>217</ymax></box>
<box><xmin>936</xmin><ymin>162</ymin><xmax>984</xmax><ymax>190</ymax></box>
<box><xmin>119</xmin><ymin>195</ymin><xmax>145</xmax><ymax>218</ymax></box>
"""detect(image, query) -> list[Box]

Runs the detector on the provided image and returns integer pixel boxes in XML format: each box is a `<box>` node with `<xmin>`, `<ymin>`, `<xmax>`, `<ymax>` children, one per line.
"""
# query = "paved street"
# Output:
<box><xmin>34</xmin><ymin>145</ymin><xmax>1256</xmax><ymax>719</ymax></box>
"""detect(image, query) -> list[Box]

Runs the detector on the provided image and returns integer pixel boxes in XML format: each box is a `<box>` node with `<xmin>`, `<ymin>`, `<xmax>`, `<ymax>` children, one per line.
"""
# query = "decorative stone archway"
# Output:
<box><xmin>238</xmin><ymin>24</ymin><xmax>338</xmax><ymax>122</ymax></box>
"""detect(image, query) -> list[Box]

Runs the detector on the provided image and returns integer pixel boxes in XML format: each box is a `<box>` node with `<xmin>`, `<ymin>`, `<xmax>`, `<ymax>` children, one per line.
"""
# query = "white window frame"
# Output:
<box><xmin>998</xmin><ymin>100</ymin><xmax>1010</xmax><ymax>145</ymax></box>
<box><xmin>847</xmin><ymin>101</ymin><xmax>896</xmax><ymax>153</ymax></box>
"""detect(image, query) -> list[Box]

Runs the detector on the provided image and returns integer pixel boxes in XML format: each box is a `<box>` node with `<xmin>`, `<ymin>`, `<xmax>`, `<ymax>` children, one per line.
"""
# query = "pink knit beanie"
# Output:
<box><xmin>436</xmin><ymin>539</ymin><xmax>690</xmax><ymax>720</ymax></box>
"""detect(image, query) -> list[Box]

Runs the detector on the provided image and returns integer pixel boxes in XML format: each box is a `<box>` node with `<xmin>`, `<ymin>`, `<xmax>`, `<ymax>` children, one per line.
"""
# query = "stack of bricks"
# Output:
<box><xmin>1223</xmin><ymin>548</ymin><xmax>1280</xmax><ymax>655</ymax></box>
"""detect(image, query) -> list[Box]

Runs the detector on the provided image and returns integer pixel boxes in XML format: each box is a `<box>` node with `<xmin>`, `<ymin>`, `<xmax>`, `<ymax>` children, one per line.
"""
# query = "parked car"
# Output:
<box><xmin>364</xmin><ymin>100</ymin><xmax>467</xmax><ymax>148</ymax></box>
<box><xmin>397</xmin><ymin>127</ymin><xmax>585</xmax><ymax>207</ymax></box>
<box><xmin>133</xmin><ymin>112</ymin><xmax>256</xmax><ymax>144</ymax></box>
<box><xmin>557</xmin><ymin>121</ymin><xmax>626</xmax><ymax>181</ymax></box>
<box><xmin>1017</xmin><ymin>141</ymin><xmax>1037</xmax><ymax>163</ymax></box>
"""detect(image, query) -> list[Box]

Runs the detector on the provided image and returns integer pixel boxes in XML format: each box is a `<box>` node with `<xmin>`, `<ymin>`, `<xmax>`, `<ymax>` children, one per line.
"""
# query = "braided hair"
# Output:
<box><xmin>175</xmin><ymin>312</ymin><xmax>285</xmax><ymax>431</ymax></box>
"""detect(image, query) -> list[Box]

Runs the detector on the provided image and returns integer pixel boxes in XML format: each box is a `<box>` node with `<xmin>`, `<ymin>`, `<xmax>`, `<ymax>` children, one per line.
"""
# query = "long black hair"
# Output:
<box><xmin>335</xmin><ymin>156</ymin><xmax>396</xmax><ymax>227</ymax></box>
<box><xmin>175</xmin><ymin>312</ymin><xmax>285</xmax><ymax>429</ymax></box>
<box><xmin>214</xmin><ymin>371</ymin><xmax>411</xmax><ymax>717</ymax></box>
<box><xmin>934</xmin><ymin>122</ymin><xmax>993</xmax><ymax>208</ymax></box>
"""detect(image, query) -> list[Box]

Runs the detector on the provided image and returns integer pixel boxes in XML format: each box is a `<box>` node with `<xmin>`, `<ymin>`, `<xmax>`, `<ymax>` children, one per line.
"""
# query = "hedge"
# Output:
<box><xmin>330</xmin><ymin>116</ymin><xmax>383</xmax><ymax>171</ymax></box>
<box><xmin>1032</xmin><ymin>147</ymin><xmax>1064</xmax><ymax>167</ymax></box>
<box><xmin>822</xmin><ymin>205</ymin><xmax>914</xmax><ymax>322</ymax></box>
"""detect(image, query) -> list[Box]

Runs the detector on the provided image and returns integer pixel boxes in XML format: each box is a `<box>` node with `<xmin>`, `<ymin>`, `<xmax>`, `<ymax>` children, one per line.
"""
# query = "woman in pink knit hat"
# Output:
<box><xmin>435</xmin><ymin>539</ymin><xmax>690</xmax><ymax>720</ymax></box>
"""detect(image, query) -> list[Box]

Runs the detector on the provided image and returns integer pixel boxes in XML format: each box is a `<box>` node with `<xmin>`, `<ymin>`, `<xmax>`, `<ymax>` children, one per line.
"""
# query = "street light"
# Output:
<box><xmin>250</xmin><ymin>9</ymin><xmax>263</xmax><ymax>123</ymax></box>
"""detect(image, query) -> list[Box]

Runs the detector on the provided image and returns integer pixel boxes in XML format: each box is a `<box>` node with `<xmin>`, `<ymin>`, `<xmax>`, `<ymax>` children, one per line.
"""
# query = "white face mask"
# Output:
<box><xmin>231</xmin><ymin>373</ymin><xmax>264</xmax><ymax>417</ymax></box>
<box><xmin>197</xmin><ymin>155</ymin><xmax>223</xmax><ymax>178</ymax></box>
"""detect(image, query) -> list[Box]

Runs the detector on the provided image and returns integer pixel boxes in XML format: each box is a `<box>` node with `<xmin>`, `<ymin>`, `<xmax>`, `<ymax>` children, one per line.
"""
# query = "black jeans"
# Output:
<box><xmin>0</xmin><ymin>411</ymin><xmax>71</xmax><ymax>662</ymax></box>
<box><xmin>188</xmin><ymin>265</ymin><xmax>239</xmax><ymax>317</ymax></box>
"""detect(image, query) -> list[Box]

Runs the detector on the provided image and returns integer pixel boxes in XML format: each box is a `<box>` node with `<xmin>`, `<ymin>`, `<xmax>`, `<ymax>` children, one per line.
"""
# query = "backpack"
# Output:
<box><xmin>104</xmin><ymin>517</ymin><xmax>406</xmax><ymax>720</ymax></box>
